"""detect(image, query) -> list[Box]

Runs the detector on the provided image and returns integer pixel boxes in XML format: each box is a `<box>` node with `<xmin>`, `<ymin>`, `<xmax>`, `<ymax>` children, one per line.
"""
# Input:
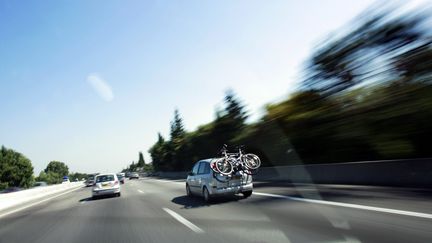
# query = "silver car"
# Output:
<box><xmin>92</xmin><ymin>173</ymin><xmax>121</xmax><ymax>198</ymax></box>
<box><xmin>186</xmin><ymin>159</ymin><xmax>253</xmax><ymax>202</ymax></box>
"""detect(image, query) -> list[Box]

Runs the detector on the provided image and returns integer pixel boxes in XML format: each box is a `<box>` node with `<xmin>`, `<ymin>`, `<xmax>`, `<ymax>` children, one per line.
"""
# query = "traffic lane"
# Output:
<box><xmin>147</xmin><ymin>178</ymin><xmax>432</xmax><ymax>214</ymax></box>
<box><xmin>136</xmin><ymin>178</ymin><xmax>432</xmax><ymax>243</ymax></box>
<box><xmin>128</xmin><ymin>179</ymin><xmax>292</xmax><ymax>242</ymax></box>
<box><xmin>0</xmin><ymin>183</ymin><xmax>209</xmax><ymax>243</ymax></box>
<box><xmin>135</xmin><ymin>179</ymin><xmax>355</xmax><ymax>242</ymax></box>
<box><xmin>253</xmin><ymin>181</ymin><xmax>432</xmax><ymax>214</ymax></box>
<box><xmin>0</xmin><ymin>186</ymin><xmax>89</xmax><ymax>243</ymax></box>
<box><xmin>71</xmin><ymin>181</ymin><xmax>211</xmax><ymax>243</ymax></box>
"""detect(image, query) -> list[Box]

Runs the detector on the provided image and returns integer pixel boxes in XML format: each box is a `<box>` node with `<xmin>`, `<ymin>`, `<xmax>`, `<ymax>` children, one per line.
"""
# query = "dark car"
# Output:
<box><xmin>33</xmin><ymin>181</ymin><xmax>48</xmax><ymax>187</ymax></box>
<box><xmin>85</xmin><ymin>175</ymin><xmax>96</xmax><ymax>187</ymax></box>
<box><xmin>129</xmin><ymin>172</ymin><xmax>139</xmax><ymax>179</ymax></box>
<box><xmin>1</xmin><ymin>187</ymin><xmax>23</xmax><ymax>193</ymax></box>
<box><xmin>117</xmin><ymin>173</ymin><xmax>125</xmax><ymax>184</ymax></box>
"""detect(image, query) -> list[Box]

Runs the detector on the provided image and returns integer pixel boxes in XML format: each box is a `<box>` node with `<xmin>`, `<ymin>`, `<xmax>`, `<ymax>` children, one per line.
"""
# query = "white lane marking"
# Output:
<box><xmin>152</xmin><ymin>179</ymin><xmax>184</xmax><ymax>185</ymax></box>
<box><xmin>0</xmin><ymin>186</ymin><xmax>83</xmax><ymax>219</ymax></box>
<box><xmin>137</xmin><ymin>189</ymin><xmax>144</xmax><ymax>194</ymax></box>
<box><xmin>253</xmin><ymin>192</ymin><xmax>432</xmax><ymax>219</ymax></box>
<box><xmin>163</xmin><ymin>208</ymin><xmax>204</xmax><ymax>233</ymax></box>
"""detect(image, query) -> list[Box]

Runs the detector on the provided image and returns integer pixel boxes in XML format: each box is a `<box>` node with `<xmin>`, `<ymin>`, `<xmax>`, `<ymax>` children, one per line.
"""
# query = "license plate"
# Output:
<box><xmin>102</xmin><ymin>183</ymin><xmax>111</xmax><ymax>188</ymax></box>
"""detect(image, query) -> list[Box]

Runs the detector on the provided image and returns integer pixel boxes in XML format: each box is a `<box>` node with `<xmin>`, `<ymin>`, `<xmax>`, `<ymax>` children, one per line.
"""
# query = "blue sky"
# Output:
<box><xmin>0</xmin><ymin>0</ymin><xmax>376</xmax><ymax>174</ymax></box>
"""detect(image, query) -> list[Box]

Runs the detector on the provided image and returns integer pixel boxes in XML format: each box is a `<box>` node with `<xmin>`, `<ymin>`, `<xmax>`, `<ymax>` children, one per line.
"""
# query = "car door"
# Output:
<box><xmin>196</xmin><ymin>162</ymin><xmax>207</xmax><ymax>192</ymax></box>
<box><xmin>188</xmin><ymin>162</ymin><xmax>200</xmax><ymax>194</ymax></box>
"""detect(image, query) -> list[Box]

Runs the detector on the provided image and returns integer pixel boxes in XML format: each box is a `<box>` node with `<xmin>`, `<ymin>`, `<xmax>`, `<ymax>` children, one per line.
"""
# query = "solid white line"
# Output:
<box><xmin>137</xmin><ymin>189</ymin><xmax>144</xmax><ymax>193</ymax></box>
<box><xmin>0</xmin><ymin>186</ymin><xmax>83</xmax><ymax>219</ymax></box>
<box><xmin>163</xmin><ymin>208</ymin><xmax>204</xmax><ymax>233</ymax></box>
<box><xmin>253</xmin><ymin>192</ymin><xmax>432</xmax><ymax>219</ymax></box>
<box><xmin>152</xmin><ymin>179</ymin><xmax>184</xmax><ymax>185</ymax></box>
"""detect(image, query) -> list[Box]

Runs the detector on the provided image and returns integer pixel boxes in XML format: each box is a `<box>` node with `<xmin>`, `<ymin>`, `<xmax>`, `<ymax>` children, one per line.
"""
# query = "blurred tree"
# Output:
<box><xmin>149</xmin><ymin>133</ymin><xmax>172</xmax><ymax>171</ymax></box>
<box><xmin>137</xmin><ymin>152</ymin><xmax>146</xmax><ymax>167</ymax></box>
<box><xmin>170</xmin><ymin>109</ymin><xmax>186</xmax><ymax>148</ymax></box>
<box><xmin>304</xmin><ymin>7</ymin><xmax>428</xmax><ymax>95</ymax></box>
<box><xmin>40</xmin><ymin>161</ymin><xmax>69</xmax><ymax>184</ymax></box>
<box><xmin>0</xmin><ymin>146</ymin><xmax>34</xmax><ymax>190</ymax></box>
<box><xmin>146</xmin><ymin>4</ymin><xmax>432</xmax><ymax>170</ymax></box>
<box><xmin>169</xmin><ymin>109</ymin><xmax>189</xmax><ymax>171</ymax></box>
<box><xmin>45</xmin><ymin>161</ymin><xmax>69</xmax><ymax>176</ymax></box>
<box><xmin>213</xmin><ymin>90</ymin><xmax>248</xmax><ymax>147</ymax></box>
<box><xmin>68</xmin><ymin>172</ymin><xmax>88</xmax><ymax>182</ymax></box>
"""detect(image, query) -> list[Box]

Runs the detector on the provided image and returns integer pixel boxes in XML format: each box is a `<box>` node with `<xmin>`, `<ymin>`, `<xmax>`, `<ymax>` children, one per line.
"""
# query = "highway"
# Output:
<box><xmin>0</xmin><ymin>178</ymin><xmax>431</xmax><ymax>243</ymax></box>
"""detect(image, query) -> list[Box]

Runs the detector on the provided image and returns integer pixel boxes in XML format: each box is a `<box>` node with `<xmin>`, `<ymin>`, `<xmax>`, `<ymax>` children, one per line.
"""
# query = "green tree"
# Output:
<box><xmin>169</xmin><ymin>109</ymin><xmax>188</xmax><ymax>170</ymax></box>
<box><xmin>40</xmin><ymin>161</ymin><xmax>69</xmax><ymax>184</ymax></box>
<box><xmin>36</xmin><ymin>171</ymin><xmax>61</xmax><ymax>184</ymax></box>
<box><xmin>149</xmin><ymin>133</ymin><xmax>172</xmax><ymax>171</ymax></box>
<box><xmin>137</xmin><ymin>152</ymin><xmax>146</xmax><ymax>167</ymax></box>
<box><xmin>45</xmin><ymin>161</ymin><xmax>69</xmax><ymax>176</ymax></box>
<box><xmin>0</xmin><ymin>146</ymin><xmax>34</xmax><ymax>190</ymax></box>
<box><xmin>304</xmin><ymin>6</ymin><xmax>428</xmax><ymax>96</ymax></box>
<box><xmin>68</xmin><ymin>172</ymin><xmax>88</xmax><ymax>182</ymax></box>
<box><xmin>213</xmin><ymin>90</ymin><xmax>248</xmax><ymax>146</ymax></box>
<box><xmin>170</xmin><ymin>109</ymin><xmax>186</xmax><ymax>150</ymax></box>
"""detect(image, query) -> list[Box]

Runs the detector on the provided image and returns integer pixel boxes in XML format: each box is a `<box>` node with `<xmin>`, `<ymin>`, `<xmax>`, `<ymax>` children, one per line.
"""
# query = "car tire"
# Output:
<box><xmin>186</xmin><ymin>184</ymin><xmax>192</xmax><ymax>197</ymax></box>
<box><xmin>117</xmin><ymin>192</ymin><xmax>121</xmax><ymax>197</ymax></box>
<box><xmin>203</xmin><ymin>187</ymin><xmax>211</xmax><ymax>203</ymax></box>
<box><xmin>243</xmin><ymin>191</ymin><xmax>252</xmax><ymax>198</ymax></box>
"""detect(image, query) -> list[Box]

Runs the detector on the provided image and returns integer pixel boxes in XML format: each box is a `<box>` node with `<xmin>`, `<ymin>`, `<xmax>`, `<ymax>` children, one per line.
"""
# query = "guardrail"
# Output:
<box><xmin>0</xmin><ymin>182</ymin><xmax>84</xmax><ymax>213</ymax></box>
<box><xmin>149</xmin><ymin>158</ymin><xmax>432</xmax><ymax>188</ymax></box>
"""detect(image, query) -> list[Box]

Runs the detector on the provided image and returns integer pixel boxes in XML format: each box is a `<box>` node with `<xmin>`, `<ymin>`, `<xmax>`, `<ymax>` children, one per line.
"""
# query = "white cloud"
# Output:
<box><xmin>87</xmin><ymin>73</ymin><xmax>114</xmax><ymax>102</ymax></box>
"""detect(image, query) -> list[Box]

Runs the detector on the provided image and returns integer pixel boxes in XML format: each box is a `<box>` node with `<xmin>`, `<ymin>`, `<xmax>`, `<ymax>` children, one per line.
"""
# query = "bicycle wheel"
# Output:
<box><xmin>214</xmin><ymin>157</ymin><xmax>234</xmax><ymax>175</ymax></box>
<box><xmin>210</xmin><ymin>160</ymin><xmax>220</xmax><ymax>173</ymax></box>
<box><xmin>242</xmin><ymin>154</ymin><xmax>261</xmax><ymax>170</ymax></box>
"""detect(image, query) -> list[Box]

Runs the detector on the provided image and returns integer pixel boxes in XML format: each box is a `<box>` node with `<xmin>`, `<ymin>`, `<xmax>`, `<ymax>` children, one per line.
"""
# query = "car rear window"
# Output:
<box><xmin>204</xmin><ymin>163</ymin><xmax>210</xmax><ymax>174</ymax></box>
<box><xmin>198</xmin><ymin>162</ymin><xmax>208</xmax><ymax>174</ymax></box>
<box><xmin>96</xmin><ymin>175</ymin><xmax>115</xmax><ymax>182</ymax></box>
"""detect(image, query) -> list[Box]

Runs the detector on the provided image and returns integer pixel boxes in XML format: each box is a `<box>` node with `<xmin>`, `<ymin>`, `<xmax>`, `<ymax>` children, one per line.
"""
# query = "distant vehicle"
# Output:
<box><xmin>117</xmin><ymin>173</ymin><xmax>125</xmax><ymax>184</ymax></box>
<box><xmin>92</xmin><ymin>173</ymin><xmax>121</xmax><ymax>198</ymax></box>
<box><xmin>129</xmin><ymin>172</ymin><xmax>139</xmax><ymax>179</ymax></box>
<box><xmin>125</xmin><ymin>172</ymin><xmax>131</xmax><ymax>178</ymax></box>
<box><xmin>1</xmin><ymin>187</ymin><xmax>23</xmax><ymax>193</ymax></box>
<box><xmin>33</xmin><ymin>181</ymin><xmax>48</xmax><ymax>187</ymax></box>
<box><xmin>186</xmin><ymin>159</ymin><xmax>253</xmax><ymax>202</ymax></box>
<box><xmin>85</xmin><ymin>175</ymin><xmax>96</xmax><ymax>187</ymax></box>
<box><xmin>62</xmin><ymin>176</ymin><xmax>70</xmax><ymax>183</ymax></box>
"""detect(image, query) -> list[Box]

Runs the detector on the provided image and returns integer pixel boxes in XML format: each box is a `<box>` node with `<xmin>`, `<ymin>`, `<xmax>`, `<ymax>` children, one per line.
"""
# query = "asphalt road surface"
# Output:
<box><xmin>1</xmin><ymin>178</ymin><xmax>431</xmax><ymax>243</ymax></box>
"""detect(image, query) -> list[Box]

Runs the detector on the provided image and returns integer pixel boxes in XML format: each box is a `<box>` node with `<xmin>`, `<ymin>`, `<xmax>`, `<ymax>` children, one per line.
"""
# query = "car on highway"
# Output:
<box><xmin>62</xmin><ymin>176</ymin><xmax>70</xmax><ymax>183</ymax></box>
<box><xmin>85</xmin><ymin>175</ymin><xmax>96</xmax><ymax>187</ymax></box>
<box><xmin>33</xmin><ymin>181</ymin><xmax>48</xmax><ymax>187</ymax></box>
<box><xmin>129</xmin><ymin>172</ymin><xmax>139</xmax><ymax>179</ymax></box>
<box><xmin>92</xmin><ymin>173</ymin><xmax>121</xmax><ymax>198</ymax></box>
<box><xmin>0</xmin><ymin>187</ymin><xmax>23</xmax><ymax>193</ymax></box>
<box><xmin>117</xmin><ymin>173</ymin><xmax>125</xmax><ymax>184</ymax></box>
<box><xmin>186</xmin><ymin>159</ymin><xmax>253</xmax><ymax>202</ymax></box>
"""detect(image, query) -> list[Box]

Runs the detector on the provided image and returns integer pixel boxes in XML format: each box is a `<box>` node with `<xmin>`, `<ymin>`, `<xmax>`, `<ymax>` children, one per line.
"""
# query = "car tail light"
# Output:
<box><xmin>114</xmin><ymin>180</ymin><xmax>119</xmax><ymax>185</ymax></box>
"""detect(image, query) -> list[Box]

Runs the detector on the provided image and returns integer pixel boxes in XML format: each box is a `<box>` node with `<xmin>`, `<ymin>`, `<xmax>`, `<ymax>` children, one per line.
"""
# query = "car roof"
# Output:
<box><xmin>198</xmin><ymin>158</ymin><xmax>217</xmax><ymax>163</ymax></box>
<box><xmin>95</xmin><ymin>173</ymin><xmax>116</xmax><ymax>177</ymax></box>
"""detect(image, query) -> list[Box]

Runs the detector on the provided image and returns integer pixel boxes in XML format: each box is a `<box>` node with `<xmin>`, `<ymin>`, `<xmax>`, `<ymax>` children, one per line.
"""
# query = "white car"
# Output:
<box><xmin>92</xmin><ymin>173</ymin><xmax>121</xmax><ymax>198</ymax></box>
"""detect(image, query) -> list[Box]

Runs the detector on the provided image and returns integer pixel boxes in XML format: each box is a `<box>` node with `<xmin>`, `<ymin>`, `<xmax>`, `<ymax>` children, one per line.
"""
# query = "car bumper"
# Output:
<box><xmin>92</xmin><ymin>188</ymin><xmax>120</xmax><ymax>196</ymax></box>
<box><xmin>210</xmin><ymin>183</ymin><xmax>253</xmax><ymax>196</ymax></box>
